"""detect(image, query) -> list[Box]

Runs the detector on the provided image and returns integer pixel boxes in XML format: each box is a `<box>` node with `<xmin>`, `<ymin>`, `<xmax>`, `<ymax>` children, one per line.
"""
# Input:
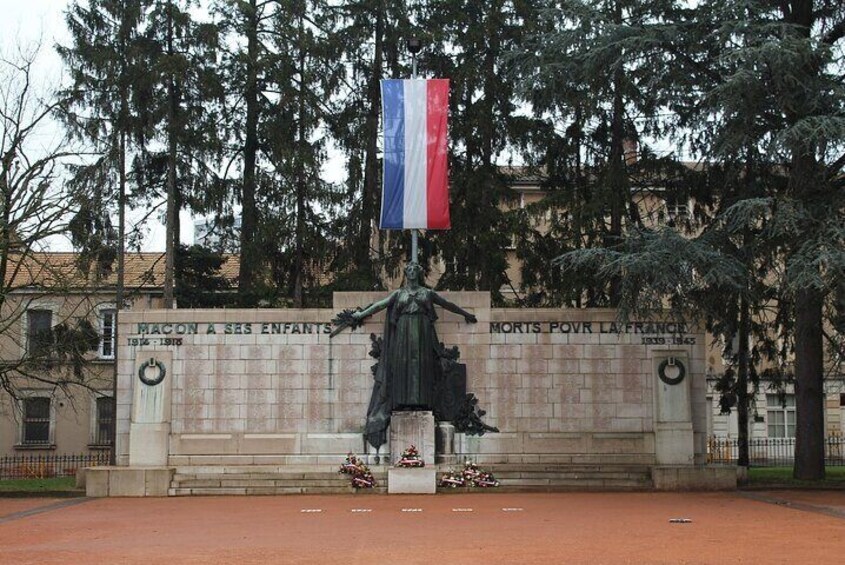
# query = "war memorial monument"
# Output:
<box><xmin>84</xmin><ymin>285</ymin><xmax>735</xmax><ymax>495</ymax></box>
<box><xmin>85</xmin><ymin>55</ymin><xmax>735</xmax><ymax>496</ymax></box>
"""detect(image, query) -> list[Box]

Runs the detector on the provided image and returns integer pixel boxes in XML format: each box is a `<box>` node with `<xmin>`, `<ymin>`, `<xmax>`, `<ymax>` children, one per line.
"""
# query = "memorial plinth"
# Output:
<box><xmin>388</xmin><ymin>411</ymin><xmax>436</xmax><ymax>494</ymax></box>
<box><xmin>387</xmin><ymin>467</ymin><xmax>437</xmax><ymax>494</ymax></box>
<box><xmin>389</xmin><ymin>411</ymin><xmax>435</xmax><ymax>465</ymax></box>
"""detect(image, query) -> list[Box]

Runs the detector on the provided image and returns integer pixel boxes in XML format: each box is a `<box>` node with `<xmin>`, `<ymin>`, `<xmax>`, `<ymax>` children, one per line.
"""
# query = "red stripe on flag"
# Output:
<box><xmin>426</xmin><ymin>79</ymin><xmax>450</xmax><ymax>229</ymax></box>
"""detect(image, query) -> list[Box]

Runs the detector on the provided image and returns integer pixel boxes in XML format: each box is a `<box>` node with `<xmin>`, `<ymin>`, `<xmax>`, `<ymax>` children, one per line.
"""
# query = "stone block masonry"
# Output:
<box><xmin>115</xmin><ymin>296</ymin><xmax>707</xmax><ymax>468</ymax></box>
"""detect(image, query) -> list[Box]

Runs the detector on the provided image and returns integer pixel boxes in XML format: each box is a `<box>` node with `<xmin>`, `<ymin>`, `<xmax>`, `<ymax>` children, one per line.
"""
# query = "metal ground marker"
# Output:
<box><xmin>452</xmin><ymin>508</ymin><xmax>474</xmax><ymax>512</ymax></box>
<box><xmin>502</xmin><ymin>507</ymin><xmax>524</xmax><ymax>512</ymax></box>
<box><xmin>401</xmin><ymin>508</ymin><xmax>423</xmax><ymax>512</ymax></box>
<box><xmin>300</xmin><ymin>509</ymin><xmax>323</xmax><ymax>513</ymax></box>
<box><xmin>351</xmin><ymin>509</ymin><xmax>372</xmax><ymax>513</ymax></box>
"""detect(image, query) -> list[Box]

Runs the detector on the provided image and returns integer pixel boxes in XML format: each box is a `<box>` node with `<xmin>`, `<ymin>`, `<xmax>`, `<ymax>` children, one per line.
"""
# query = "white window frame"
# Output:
<box><xmin>16</xmin><ymin>393</ymin><xmax>56</xmax><ymax>448</ymax></box>
<box><xmin>89</xmin><ymin>393</ymin><xmax>114</xmax><ymax>447</ymax></box>
<box><xmin>766</xmin><ymin>394</ymin><xmax>796</xmax><ymax>438</ymax></box>
<box><xmin>97</xmin><ymin>305</ymin><xmax>117</xmax><ymax>360</ymax></box>
<box><xmin>666</xmin><ymin>201</ymin><xmax>690</xmax><ymax>221</ymax></box>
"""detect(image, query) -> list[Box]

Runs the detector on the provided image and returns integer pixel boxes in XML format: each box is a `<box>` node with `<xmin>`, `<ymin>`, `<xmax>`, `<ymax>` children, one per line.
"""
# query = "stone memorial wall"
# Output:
<box><xmin>116</xmin><ymin>292</ymin><xmax>707</xmax><ymax>468</ymax></box>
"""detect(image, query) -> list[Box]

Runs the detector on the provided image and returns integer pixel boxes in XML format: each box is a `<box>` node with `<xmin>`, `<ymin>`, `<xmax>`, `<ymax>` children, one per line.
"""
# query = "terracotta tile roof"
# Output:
<box><xmin>4</xmin><ymin>252</ymin><xmax>239</xmax><ymax>291</ymax></box>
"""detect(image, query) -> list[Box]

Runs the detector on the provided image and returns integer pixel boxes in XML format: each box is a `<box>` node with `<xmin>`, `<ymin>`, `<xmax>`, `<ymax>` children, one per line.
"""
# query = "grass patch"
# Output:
<box><xmin>748</xmin><ymin>466</ymin><xmax>845</xmax><ymax>486</ymax></box>
<box><xmin>0</xmin><ymin>477</ymin><xmax>77</xmax><ymax>493</ymax></box>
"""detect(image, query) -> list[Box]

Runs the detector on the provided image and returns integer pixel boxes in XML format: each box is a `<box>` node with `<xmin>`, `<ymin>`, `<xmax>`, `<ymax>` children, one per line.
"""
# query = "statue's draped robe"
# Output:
<box><xmin>364</xmin><ymin>288</ymin><xmax>443</xmax><ymax>449</ymax></box>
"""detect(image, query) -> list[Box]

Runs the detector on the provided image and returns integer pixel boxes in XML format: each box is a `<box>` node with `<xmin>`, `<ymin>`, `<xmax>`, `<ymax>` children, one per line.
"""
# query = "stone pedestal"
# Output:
<box><xmin>85</xmin><ymin>467</ymin><xmax>174</xmax><ymax>497</ymax></box>
<box><xmin>387</xmin><ymin>468</ymin><xmax>437</xmax><ymax>494</ymax></box>
<box><xmin>129</xmin><ymin>423</ymin><xmax>170</xmax><ymax>466</ymax></box>
<box><xmin>435</xmin><ymin>422</ymin><xmax>456</xmax><ymax>465</ymax></box>
<box><xmin>389</xmin><ymin>411</ymin><xmax>435</xmax><ymax>466</ymax></box>
<box><xmin>128</xmin><ymin>352</ymin><xmax>172</xmax><ymax>467</ymax></box>
<box><xmin>654</xmin><ymin>355</ymin><xmax>694</xmax><ymax>465</ymax></box>
<box><xmin>652</xmin><ymin>465</ymin><xmax>737</xmax><ymax>490</ymax></box>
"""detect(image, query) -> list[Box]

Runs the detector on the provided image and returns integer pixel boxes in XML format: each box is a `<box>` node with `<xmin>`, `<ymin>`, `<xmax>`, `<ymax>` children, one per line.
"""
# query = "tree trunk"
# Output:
<box><xmin>477</xmin><ymin>3</ymin><xmax>498</xmax><ymax>290</ymax></box>
<box><xmin>793</xmin><ymin>286</ymin><xmax>826</xmax><ymax>479</ymax></box>
<box><xmin>0</xmin><ymin>156</ymin><xmax>10</xmax><ymax>312</ymax></box>
<box><xmin>163</xmin><ymin>0</ymin><xmax>177</xmax><ymax>308</ymax></box>
<box><xmin>112</xmin><ymin>128</ymin><xmax>127</xmax><ymax>466</ymax></box>
<box><xmin>238</xmin><ymin>0</ymin><xmax>260</xmax><ymax>303</ymax></box>
<box><xmin>292</xmin><ymin>13</ymin><xmax>306</xmax><ymax>308</ymax></box>
<box><xmin>359</xmin><ymin>2</ymin><xmax>384</xmax><ymax>275</ymax></box>
<box><xmin>111</xmin><ymin>3</ymin><xmax>133</xmax><ymax>466</ymax></box>
<box><xmin>606</xmin><ymin>0</ymin><xmax>625</xmax><ymax>306</ymax></box>
<box><xmin>736</xmin><ymin>296</ymin><xmax>751</xmax><ymax>467</ymax></box>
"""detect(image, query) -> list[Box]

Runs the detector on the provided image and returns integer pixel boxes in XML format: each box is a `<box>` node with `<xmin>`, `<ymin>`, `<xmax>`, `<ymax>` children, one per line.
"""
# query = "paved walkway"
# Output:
<box><xmin>1</xmin><ymin>491</ymin><xmax>844</xmax><ymax>564</ymax></box>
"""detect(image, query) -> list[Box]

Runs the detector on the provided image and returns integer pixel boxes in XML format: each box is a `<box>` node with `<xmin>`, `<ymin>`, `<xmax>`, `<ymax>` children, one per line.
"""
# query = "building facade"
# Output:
<box><xmin>0</xmin><ymin>253</ymin><xmax>169</xmax><ymax>457</ymax></box>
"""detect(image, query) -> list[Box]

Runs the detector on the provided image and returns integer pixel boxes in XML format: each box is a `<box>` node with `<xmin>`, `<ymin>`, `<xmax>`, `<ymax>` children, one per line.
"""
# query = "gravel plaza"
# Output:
<box><xmin>2</xmin><ymin>491</ymin><xmax>844</xmax><ymax>564</ymax></box>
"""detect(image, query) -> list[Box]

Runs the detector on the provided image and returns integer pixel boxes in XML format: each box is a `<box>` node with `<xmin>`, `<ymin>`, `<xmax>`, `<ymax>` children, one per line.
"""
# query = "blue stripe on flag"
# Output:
<box><xmin>381</xmin><ymin>80</ymin><xmax>405</xmax><ymax>229</ymax></box>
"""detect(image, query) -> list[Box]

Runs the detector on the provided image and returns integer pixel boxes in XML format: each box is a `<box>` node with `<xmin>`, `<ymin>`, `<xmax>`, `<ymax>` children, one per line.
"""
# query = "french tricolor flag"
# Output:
<box><xmin>380</xmin><ymin>79</ymin><xmax>450</xmax><ymax>230</ymax></box>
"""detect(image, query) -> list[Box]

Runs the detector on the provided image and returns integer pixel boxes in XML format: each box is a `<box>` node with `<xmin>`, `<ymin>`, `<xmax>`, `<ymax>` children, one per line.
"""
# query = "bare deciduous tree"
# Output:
<box><xmin>0</xmin><ymin>45</ymin><xmax>107</xmax><ymax>400</ymax></box>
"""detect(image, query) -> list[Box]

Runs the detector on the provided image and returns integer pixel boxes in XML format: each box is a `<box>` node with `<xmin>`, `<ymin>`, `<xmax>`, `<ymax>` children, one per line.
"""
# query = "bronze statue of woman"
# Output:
<box><xmin>338</xmin><ymin>262</ymin><xmax>477</xmax><ymax>449</ymax></box>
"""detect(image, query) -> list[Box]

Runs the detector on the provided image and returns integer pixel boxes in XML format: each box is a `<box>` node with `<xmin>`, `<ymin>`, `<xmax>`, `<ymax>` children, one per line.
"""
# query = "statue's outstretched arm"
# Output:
<box><xmin>432</xmin><ymin>293</ymin><xmax>477</xmax><ymax>323</ymax></box>
<box><xmin>330</xmin><ymin>293</ymin><xmax>395</xmax><ymax>338</ymax></box>
<box><xmin>353</xmin><ymin>294</ymin><xmax>393</xmax><ymax>320</ymax></box>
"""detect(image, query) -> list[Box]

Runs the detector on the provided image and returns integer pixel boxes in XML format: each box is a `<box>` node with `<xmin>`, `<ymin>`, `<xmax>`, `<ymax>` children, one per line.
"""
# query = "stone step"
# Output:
<box><xmin>168</xmin><ymin>456</ymin><xmax>389</xmax><ymax>467</ymax></box>
<box><xmin>437</xmin><ymin>483</ymin><xmax>650</xmax><ymax>494</ymax></box>
<box><xmin>166</xmin><ymin>463</ymin><xmax>653</xmax><ymax>495</ymax></box>
<box><xmin>483</xmin><ymin>464</ymin><xmax>651</xmax><ymax>473</ymax></box>
<box><xmin>174</xmin><ymin>478</ymin><xmax>379</xmax><ymax>488</ymax></box>
<box><xmin>492</xmin><ymin>471</ymin><xmax>646</xmax><ymax>480</ymax></box>
<box><xmin>173</xmin><ymin>471</ymin><xmax>387</xmax><ymax>481</ymax></box>
<box><xmin>173</xmin><ymin>464</ymin><xmax>386</xmax><ymax>475</ymax></box>
<box><xmin>169</xmin><ymin>485</ymin><xmax>388</xmax><ymax>496</ymax></box>
<box><xmin>436</xmin><ymin>476</ymin><xmax>652</xmax><ymax>493</ymax></box>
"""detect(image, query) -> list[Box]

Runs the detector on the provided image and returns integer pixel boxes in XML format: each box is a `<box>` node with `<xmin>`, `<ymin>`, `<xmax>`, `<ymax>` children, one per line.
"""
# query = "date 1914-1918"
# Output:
<box><xmin>128</xmin><ymin>337</ymin><xmax>183</xmax><ymax>347</ymax></box>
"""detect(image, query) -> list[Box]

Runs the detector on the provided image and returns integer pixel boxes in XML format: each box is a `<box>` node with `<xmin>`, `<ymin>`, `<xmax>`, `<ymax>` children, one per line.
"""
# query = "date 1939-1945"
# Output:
<box><xmin>127</xmin><ymin>338</ymin><xmax>182</xmax><ymax>347</ymax></box>
<box><xmin>642</xmin><ymin>336</ymin><xmax>696</xmax><ymax>345</ymax></box>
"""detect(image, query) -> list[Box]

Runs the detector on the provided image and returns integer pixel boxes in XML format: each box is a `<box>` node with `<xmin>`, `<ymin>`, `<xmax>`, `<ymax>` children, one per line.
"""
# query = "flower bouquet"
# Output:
<box><xmin>396</xmin><ymin>445</ymin><xmax>425</xmax><ymax>468</ymax></box>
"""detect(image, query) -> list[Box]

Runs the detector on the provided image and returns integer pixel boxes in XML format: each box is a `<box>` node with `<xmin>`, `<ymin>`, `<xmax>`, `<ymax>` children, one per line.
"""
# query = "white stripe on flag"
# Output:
<box><xmin>403</xmin><ymin>80</ymin><xmax>428</xmax><ymax>228</ymax></box>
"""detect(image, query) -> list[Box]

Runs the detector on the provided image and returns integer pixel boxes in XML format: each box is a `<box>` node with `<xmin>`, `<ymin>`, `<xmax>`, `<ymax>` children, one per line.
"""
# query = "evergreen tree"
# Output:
<box><xmin>524</xmin><ymin>1</ymin><xmax>844</xmax><ymax>478</ymax></box>
<box><xmin>330</xmin><ymin>0</ymin><xmax>410</xmax><ymax>289</ymax></box>
<box><xmin>174</xmin><ymin>244</ymin><xmax>234</xmax><ymax>307</ymax></box>
<box><xmin>419</xmin><ymin>0</ymin><xmax>540</xmax><ymax>302</ymax></box>
<box><xmin>140</xmin><ymin>0</ymin><xmax>224</xmax><ymax>307</ymax></box>
<box><xmin>512</xmin><ymin>0</ymin><xmax>701</xmax><ymax>307</ymax></box>
<box><xmin>212</xmin><ymin>0</ymin><xmax>345</xmax><ymax>306</ymax></box>
<box><xmin>212</xmin><ymin>0</ymin><xmax>275</xmax><ymax>304</ymax></box>
<box><xmin>58</xmin><ymin>0</ymin><xmax>152</xmax><ymax>278</ymax></box>
<box><xmin>260</xmin><ymin>0</ymin><xmax>344</xmax><ymax>307</ymax></box>
<box><xmin>691</xmin><ymin>0</ymin><xmax>845</xmax><ymax>480</ymax></box>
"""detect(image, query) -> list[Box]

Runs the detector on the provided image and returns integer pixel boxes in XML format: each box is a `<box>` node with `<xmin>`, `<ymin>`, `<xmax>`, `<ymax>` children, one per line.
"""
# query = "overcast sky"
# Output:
<box><xmin>2</xmin><ymin>0</ymin><xmax>192</xmax><ymax>252</ymax></box>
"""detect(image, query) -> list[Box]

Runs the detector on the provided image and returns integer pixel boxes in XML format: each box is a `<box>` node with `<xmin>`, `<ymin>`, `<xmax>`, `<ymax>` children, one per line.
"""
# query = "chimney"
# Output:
<box><xmin>623</xmin><ymin>137</ymin><xmax>638</xmax><ymax>165</ymax></box>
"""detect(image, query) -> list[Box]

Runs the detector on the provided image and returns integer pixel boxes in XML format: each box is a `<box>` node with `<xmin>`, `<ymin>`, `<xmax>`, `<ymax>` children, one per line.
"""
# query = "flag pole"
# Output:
<box><xmin>408</xmin><ymin>37</ymin><xmax>421</xmax><ymax>265</ymax></box>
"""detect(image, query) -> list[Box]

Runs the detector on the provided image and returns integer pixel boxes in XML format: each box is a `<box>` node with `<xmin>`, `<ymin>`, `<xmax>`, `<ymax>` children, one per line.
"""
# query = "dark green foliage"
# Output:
<box><xmin>511</xmin><ymin>0</ymin><xmax>693</xmax><ymax>307</ymax></box>
<box><xmin>23</xmin><ymin>318</ymin><xmax>101</xmax><ymax>383</ymax></box>
<box><xmin>174</xmin><ymin>245</ymin><xmax>234</xmax><ymax>307</ymax></box>
<box><xmin>329</xmin><ymin>0</ymin><xmax>411</xmax><ymax>289</ymax></box>
<box><xmin>58</xmin><ymin>0</ymin><xmax>151</xmax><ymax>267</ymax></box>
<box><xmin>420</xmin><ymin>0</ymin><xmax>540</xmax><ymax>302</ymax></box>
<box><xmin>524</xmin><ymin>0</ymin><xmax>844</xmax><ymax>477</ymax></box>
<box><xmin>139</xmin><ymin>0</ymin><xmax>225</xmax><ymax>251</ymax></box>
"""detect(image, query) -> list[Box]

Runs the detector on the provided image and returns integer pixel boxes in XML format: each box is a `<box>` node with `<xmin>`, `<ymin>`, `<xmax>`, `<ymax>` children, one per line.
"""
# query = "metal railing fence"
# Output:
<box><xmin>707</xmin><ymin>436</ymin><xmax>845</xmax><ymax>467</ymax></box>
<box><xmin>0</xmin><ymin>452</ymin><xmax>111</xmax><ymax>480</ymax></box>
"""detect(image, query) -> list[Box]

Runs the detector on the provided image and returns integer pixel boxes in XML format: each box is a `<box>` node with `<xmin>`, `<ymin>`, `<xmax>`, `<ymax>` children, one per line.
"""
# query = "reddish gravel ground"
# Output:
<box><xmin>0</xmin><ymin>498</ymin><xmax>63</xmax><ymax>518</ymax></box>
<box><xmin>1</xmin><ymin>491</ymin><xmax>843</xmax><ymax>564</ymax></box>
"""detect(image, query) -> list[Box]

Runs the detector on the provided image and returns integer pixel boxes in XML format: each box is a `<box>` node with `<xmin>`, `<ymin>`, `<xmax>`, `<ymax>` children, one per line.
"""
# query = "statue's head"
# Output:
<box><xmin>404</xmin><ymin>262</ymin><xmax>423</xmax><ymax>284</ymax></box>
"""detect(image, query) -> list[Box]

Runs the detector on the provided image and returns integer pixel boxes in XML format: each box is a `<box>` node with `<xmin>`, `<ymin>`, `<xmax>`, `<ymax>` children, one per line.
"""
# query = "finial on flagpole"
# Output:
<box><xmin>407</xmin><ymin>37</ymin><xmax>422</xmax><ymax>80</ymax></box>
